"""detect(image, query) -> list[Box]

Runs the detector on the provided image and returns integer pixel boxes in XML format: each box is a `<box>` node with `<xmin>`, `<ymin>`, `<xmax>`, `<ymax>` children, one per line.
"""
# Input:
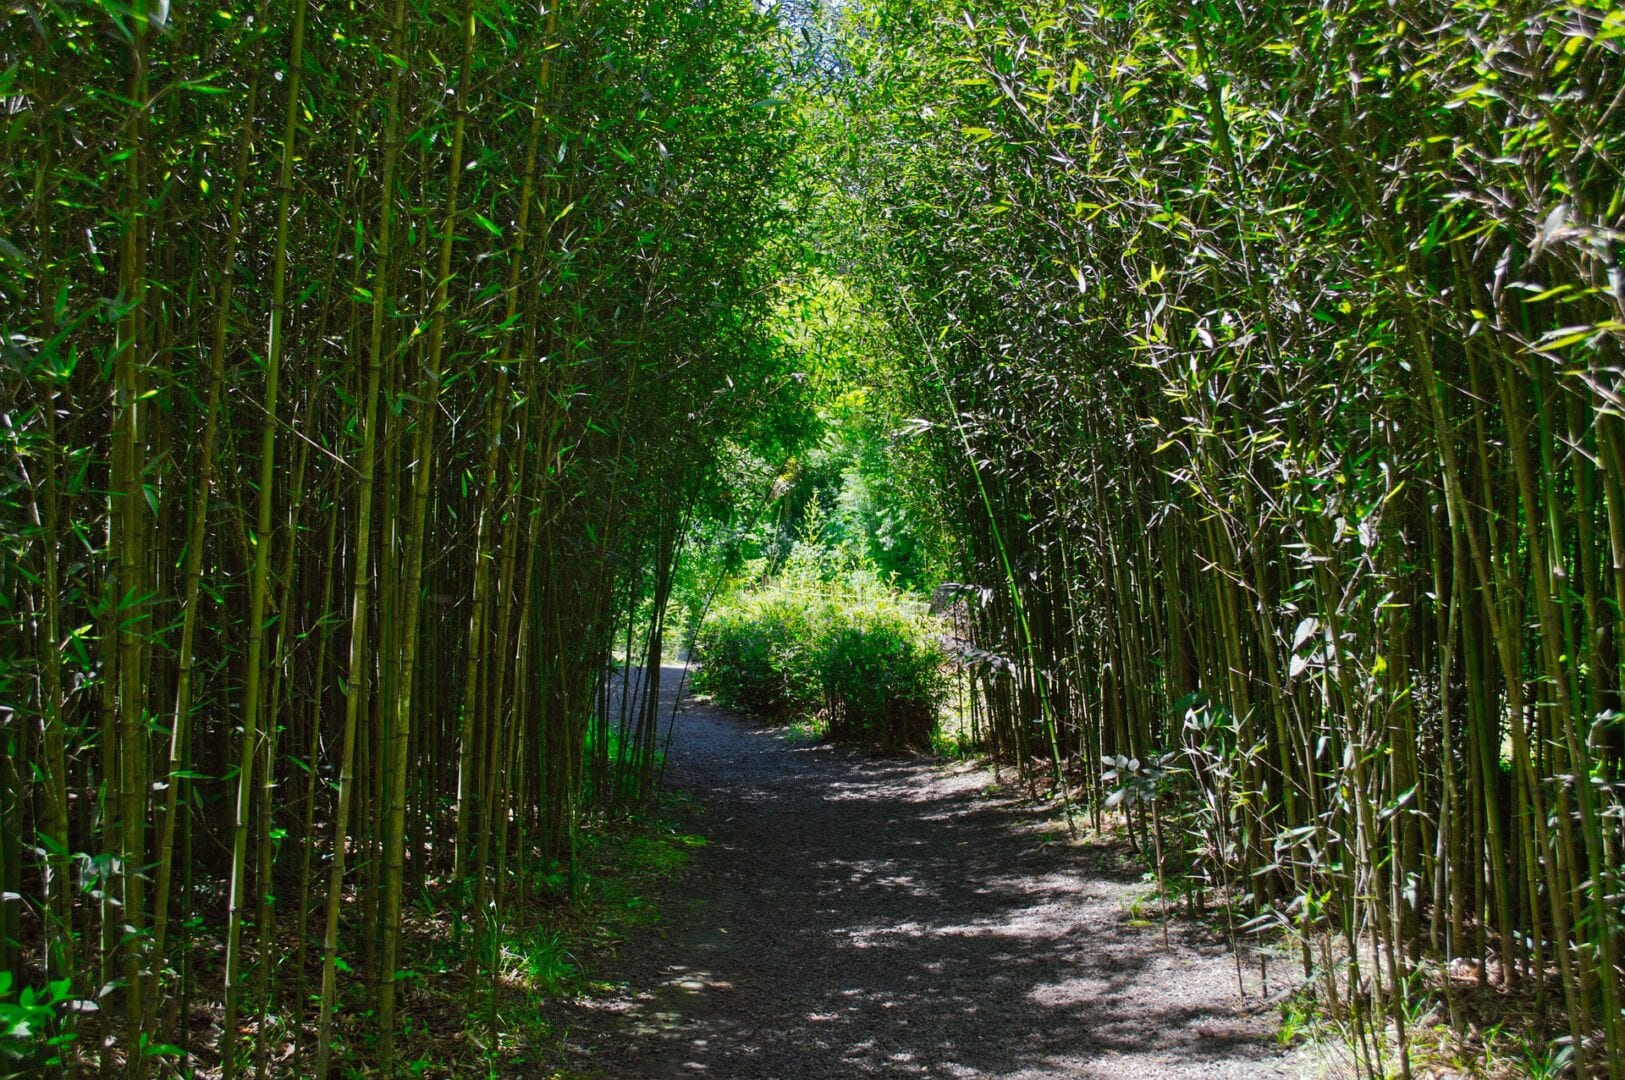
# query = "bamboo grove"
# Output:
<box><xmin>833</xmin><ymin>0</ymin><xmax>1625</xmax><ymax>1073</ymax></box>
<box><xmin>8</xmin><ymin>0</ymin><xmax>1625</xmax><ymax>1075</ymax></box>
<box><xmin>1</xmin><ymin>0</ymin><xmax>802</xmax><ymax>1074</ymax></box>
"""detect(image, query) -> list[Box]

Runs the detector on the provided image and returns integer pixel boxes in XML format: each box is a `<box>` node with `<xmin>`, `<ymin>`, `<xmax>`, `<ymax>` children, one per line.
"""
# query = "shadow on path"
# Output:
<box><xmin>549</xmin><ymin>665</ymin><xmax>1319</xmax><ymax>1078</ymax></box>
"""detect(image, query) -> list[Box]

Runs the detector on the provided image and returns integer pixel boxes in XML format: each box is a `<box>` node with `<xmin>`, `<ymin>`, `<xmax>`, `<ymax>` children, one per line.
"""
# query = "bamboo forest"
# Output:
<box><xmin>2</xmin><ymin>0</ymin><xmax>1623</xmax><ymax>1076</ymax></box>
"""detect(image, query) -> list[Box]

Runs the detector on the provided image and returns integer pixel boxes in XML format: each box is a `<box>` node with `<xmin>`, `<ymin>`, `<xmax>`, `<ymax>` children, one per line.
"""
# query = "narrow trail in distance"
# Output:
<box><xmin>551</xmin><ymin>665</ymin><xmax>1318</xmax><ymax>1078</ymax></box>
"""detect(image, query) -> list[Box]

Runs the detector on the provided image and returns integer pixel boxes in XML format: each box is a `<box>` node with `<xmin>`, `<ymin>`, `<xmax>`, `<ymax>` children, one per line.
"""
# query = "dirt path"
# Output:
<box><xmin>552</xmin><ymin>666</ymin><xmax>1318</xmax><ymax>1078</ymax></box>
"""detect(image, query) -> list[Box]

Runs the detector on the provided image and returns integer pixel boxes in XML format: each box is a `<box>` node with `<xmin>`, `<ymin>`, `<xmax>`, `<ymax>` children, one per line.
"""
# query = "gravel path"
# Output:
<box><xmin>554</xmin><ymin>666</ymin><xmax>1320</xmax><ymax>1078</ymax></box>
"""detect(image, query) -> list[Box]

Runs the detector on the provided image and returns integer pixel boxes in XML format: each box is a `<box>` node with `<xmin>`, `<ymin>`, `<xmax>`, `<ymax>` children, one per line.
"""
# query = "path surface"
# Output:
<box><xmin>553</xmin><ymin>666</ymin><xmax>1318</xmax><ymax>1078</ymax></box>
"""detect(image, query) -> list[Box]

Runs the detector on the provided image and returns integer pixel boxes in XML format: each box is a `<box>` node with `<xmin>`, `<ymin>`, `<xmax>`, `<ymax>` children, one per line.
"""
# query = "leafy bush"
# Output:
<box><xmin>819</xmin><ymin>602</ymin><xmax>945</xmax><ymax>750</ymax></box>
<box><xmin>692</xmin><ymin>590</ymin><xmax>829</xmax><ymax>720</ymax></box>
<box><xmin>693</xmin><ymin>546</ymin><xmax>947</xmax><ymax>749</ymax></box>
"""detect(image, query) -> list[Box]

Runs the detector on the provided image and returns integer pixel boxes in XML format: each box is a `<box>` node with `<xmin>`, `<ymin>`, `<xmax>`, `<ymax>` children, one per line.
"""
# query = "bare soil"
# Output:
<box><xmin>549</xmin><ymin>666</ymin><xmax>1322</xmax><ymax>1078</ymax></box>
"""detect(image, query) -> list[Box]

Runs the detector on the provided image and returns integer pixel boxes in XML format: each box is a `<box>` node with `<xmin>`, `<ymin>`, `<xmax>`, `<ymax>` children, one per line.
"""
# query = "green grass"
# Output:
<box><xmin>584</xmin><ymin>824</ymin><xmax>705</xmax><ymax>934</ymax></box>
<box><xmin>420</xmin><ymin>807</ymin><xmax>712</xmax><ymax>1076</ymax></box>
<box><xmin>512</xmin><ymin>927</ymin><xmax>579</xmax><ymax>996</ymax></box>
<box><xmin>506</xmin><ymin>810</ymin><xmax>706</xmax><ymax>994</ymax></box>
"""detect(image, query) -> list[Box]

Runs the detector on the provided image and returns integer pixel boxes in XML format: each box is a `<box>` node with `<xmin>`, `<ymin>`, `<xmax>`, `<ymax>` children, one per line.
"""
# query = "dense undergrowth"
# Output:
<box><xmin>692</xmin><ymin>539</ymin><xmax>948</xmax><ymax>751</ymax></box>
<box><xmin>367</xmin><ymin>807</ymin><xmax>707</xmax><ymax>1078</ymax></box>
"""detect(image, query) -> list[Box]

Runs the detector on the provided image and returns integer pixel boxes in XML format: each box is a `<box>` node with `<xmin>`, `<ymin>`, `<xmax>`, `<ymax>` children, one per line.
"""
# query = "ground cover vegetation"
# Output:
<box><xmin>4</xmin><ymin>0</ymin><xmax>1624</xmax><ymax>1077</ymax></box>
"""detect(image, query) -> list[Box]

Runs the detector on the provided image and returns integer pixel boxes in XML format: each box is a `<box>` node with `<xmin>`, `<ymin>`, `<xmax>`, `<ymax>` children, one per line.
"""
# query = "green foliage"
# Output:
<box><xmin>778</xmin><ymin>391</ymin><xmax>944</xmax><ymax>590</ymax></box>
<box><xmin>6</xmin><ymin>0</ymin><xmax>1623</xmax><ymax>1073</ymax></box>
<box><xmin>512</xmin><ymin>928</ymin><xmax>580</xmax><ymax>998</ymax></box>
<box><xmin>690</xmin><ymin>572</ymin><xmax>831</xmax><ymax>721</ymax></box>
<box><xmin>808</xmin><ymin>0</ymin><xmax>1625</xmax><ymax>1071</ymax></box>
<box><xmin>818</xmin><ymin>600</ymin><xmax>946</xmax><ymax>750</ymax></box>
<box><xmin>693</xmin><ymin>541</ymin><xmax>948</xmax><ymax>749</ymax></box>
<box><xmin>775</xmin><ymin>275</ymin><xmax>950</xmax><ymax>590</ymax></box>
<box><xmin>669</xmin><ymin>270</ymin><xmax>950</xmax><ymax>638</ymax></box>
<box><xmin>0</xmin><ymin>972</ymin><xmax>76</xmax><ymax>1078</ymax></box>
<box><xmin>582</xmin><ymin>720</ymin><xmax>664</xmax><ymax>806</ymax></box>
<box><xmin>620</xmin><ymin>832</ymin><xmax>706</xmax><ymax>878</ymax></box>
<box><xmin>1</xmin><ymin>0</ymin><xmax>805</xmax><ymax>1071</ymax></box>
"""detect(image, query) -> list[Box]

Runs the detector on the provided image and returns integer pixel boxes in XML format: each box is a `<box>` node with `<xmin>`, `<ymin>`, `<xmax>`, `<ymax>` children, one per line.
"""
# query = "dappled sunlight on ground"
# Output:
<box><xmin>544</xmin><ymin>665</ymin><xmax>1328</xmax><ymax>1079</ymax></box>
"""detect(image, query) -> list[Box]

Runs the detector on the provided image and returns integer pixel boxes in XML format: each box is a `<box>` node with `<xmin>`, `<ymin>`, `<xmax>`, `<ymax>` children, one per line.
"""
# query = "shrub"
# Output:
<box><xmin>693</xmin><ymin>554</ymin><xmax>947</xmax><ymax>749</ymax></box>
<box><xmin>819</xmin><ymin>602</ymin><xmax>945</xmax><ymax>750</ymax></box>
<box><xmin>692</xmin><ymin>589</ymin><xmax>829</xmax><ymax>720</ymax></box>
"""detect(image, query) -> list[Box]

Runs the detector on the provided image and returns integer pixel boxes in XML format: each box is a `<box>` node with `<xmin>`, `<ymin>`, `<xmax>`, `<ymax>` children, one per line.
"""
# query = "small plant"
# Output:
<box><xmin>1278</xmin><ymin>992</ymin><xmax>1315</xmax><ymax>1048</ymax></box>
<box><xmin>621</xmin><ymin>832</ymin><xmax>704</xmax><ymax>877</ymax></box>
<box><xmin>0</xmin><ymin>972</ymin><xmax>80</xmax><ymax>1078</ymax></box>
<box><xmin>505</xmin><ymin>928</ymin><xmax>579</xmax><ymax>997</ymax></box>
<box><xmin>786</xmin><ymin>715</ymin><xmax>825</xmax><ymax>743</ymax></box>
<box><xmin>1103</xmin><ymin>752</ymin><xmax>1181</xmax><ymax>946</ymax></box>
<box><xmin>1519</xmin><ymin>1040</ymin><xmax>1573</xmax><ymax>1080</ymax></box>
<box><xmin>930</xmin><ymin>725</ymin><xmax>972</xmax><ymax>758</ymax></box>
<box><xmin>1101</xmin><ymin>752</ymin><xmax>1178</xmax><ymax>813</ymax></box>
